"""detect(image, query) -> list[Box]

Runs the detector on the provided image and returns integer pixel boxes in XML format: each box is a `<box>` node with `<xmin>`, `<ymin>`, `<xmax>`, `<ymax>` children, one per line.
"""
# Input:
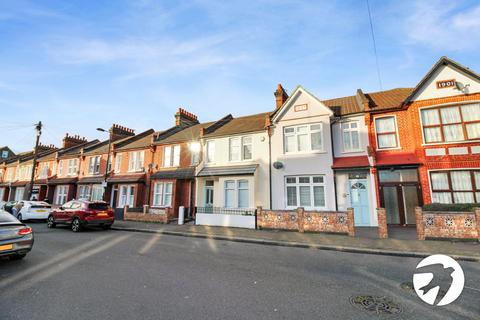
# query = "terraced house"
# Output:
<box><xmin>149</xmin><ymin>108</ymin><xmax>205</xmax><ymax>221</ymax></box>
<box><xmin>108</xmin><ymin>129</ymin><xmax>155</xmax><ymax>209</ymax></box>
<box><xmin>195</xmin><ymin>111</ymin><xmax>271</xmax><ymax>227</ymax></box>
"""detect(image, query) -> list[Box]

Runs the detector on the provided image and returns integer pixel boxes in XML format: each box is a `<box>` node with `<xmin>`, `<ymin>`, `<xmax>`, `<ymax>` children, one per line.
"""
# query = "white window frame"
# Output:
<box><xmin>118</xmin><ymin>185</ymin><xmax>135</xmax><ymax>208</ymax></box>
<box><xmin>128</xmin><ymin>151</ymin><xmax>145</xmax><ymax>172</ymax></box>
<box><xmin>173</xmin><ymin>145</ymin><xmax>180</xmax><ymax>167</ymax></box>
<box><xmin>39</xmin><ymin>163</ymin><xmax>49</xmax><ymax>179</ymax></box>
<box><xmin>190</xmin><ymin>142</ymin><xmax>201</xmax><ymax>165</ymax></box>
<box><xmin>67</xmin><ymin>158</ymin><xmax>78</xmax><ymax>176</ymax></box>
<box><xmin>6</xmin><ymin>168</ymin><xmax>14</xmax><ymax>181</ymax></box>
<box><xmin>91</xmin><ymin>184</ymin><xmax>104</xmax><ymax>201</ymax></box>
<box><xmin>284</xmin><ymin>175</ymin><xmax>326</xmax><ymax>210</ymax></box>
<box><xmin>283</xmin><ymin>123</ymin><xmax>324</xmax><ymax>154</ymax></box>
<box><xmin>229</xmin><ymin>136</ymin><xmax>253</xmax><ymax>162</ymax></box>
<box><xmin>88</xmin><ymin>156</ymin><xmax>101</xmax><ymax>175</ymax></box>
<box><xmin>78</xmin><ymin>185</ymin><xmax>91</xmax><ymax>200</ymax></box>
<box><xmin>55</xmin><ymin>185</ymin><xmax>68</xmax><ymax>205</ymax></box>
<box><xmin>223</xmin><ymin>179</ymin><xmax>250</xmax><ymax>208</ymax></box>
<box><xmin>374</xmin><ymin>115</ymin><xmax>400</xmax><ymax>150</ymax></box>
<box><xmin>58</xmin><ymin>160</ymin><xmax>64</xmax><ymax>176</ymax></box>
<box><xmin>152</xmin><ymin>182</ymin><xmax>173</xmax><ymax>207</ymax></box>
<box><xmin>14</xmin><ymin>187</ymin><xmax>25</xmax><ymax>201</ymax></box>
<box><xmin>206</xmin><ymin>141</ymin><xmax>215</xmax><ymax>163</ymax></box>
<box><xmin>114</xmin><ymin>154</ymin><xmax>122</xmax><ymax>173</ymax></box>
<box><xmin>341</xmin><ymin>121</ymin><xmax>361</xmax><ymax>152</ymax></box>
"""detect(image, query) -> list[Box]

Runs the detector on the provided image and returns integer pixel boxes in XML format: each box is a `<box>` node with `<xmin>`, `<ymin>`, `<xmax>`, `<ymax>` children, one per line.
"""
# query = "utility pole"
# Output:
<box><xmin>26</xmin><ymin>121</ymin><xmax>42</xmax><ymax>200</ymax></box>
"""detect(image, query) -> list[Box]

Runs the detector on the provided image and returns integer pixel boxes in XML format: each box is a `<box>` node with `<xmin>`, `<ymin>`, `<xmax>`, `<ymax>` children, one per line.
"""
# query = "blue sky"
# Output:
<box><xmin>1</xmin><ymin>0</ymin><xmax>480</xmax><ymax>152</ymax></box>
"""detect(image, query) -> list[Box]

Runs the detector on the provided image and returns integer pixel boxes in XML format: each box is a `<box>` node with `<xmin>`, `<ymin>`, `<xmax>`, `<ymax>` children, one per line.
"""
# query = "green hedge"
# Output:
<box><xmin>423</xmin><ymin>203</ymin><xmax>478</xmax><ymax>212</ymax></box>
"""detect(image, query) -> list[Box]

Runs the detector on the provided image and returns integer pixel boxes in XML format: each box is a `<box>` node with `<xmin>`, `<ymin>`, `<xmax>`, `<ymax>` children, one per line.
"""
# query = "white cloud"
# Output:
<box><xmin>404</xmin><ymin>1</ymin><xmax>480</xmax><ymax>51</ymax></box>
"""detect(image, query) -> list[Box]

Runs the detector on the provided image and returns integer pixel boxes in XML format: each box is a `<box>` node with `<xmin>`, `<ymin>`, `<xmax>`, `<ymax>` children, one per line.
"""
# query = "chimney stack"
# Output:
<box><xmin>175</xmin><ymin>107</ymin><xmax>199</xmax><ymax>127</ymax></box>
<box><xmin>109</xmin><ymin>124</ymin><xmax>135</xmax><ymax>142</ymax></box>
<box><xmin>37</xmin><ymin>143</ymin><xmax>56</xmax><ymax>153</ymax></box>
<box><xmin>274</xmin><ymin>84</ymin><xmax>288</xmax><ymax>109</ymax></box>
<box><xmin>63</xmin><ymin>133</ymin><xmax>87</xmax><ymax>149</ymax></box>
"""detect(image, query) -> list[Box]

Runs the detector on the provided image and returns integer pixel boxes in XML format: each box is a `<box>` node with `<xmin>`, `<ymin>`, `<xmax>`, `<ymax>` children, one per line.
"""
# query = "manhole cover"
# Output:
<box><xmin>350</xmin><ymin>295</ymin><xmax>402</xmax><ymax>316</ymax></box>
<box><xmin>400</xmin><ymin>281</ymin><xmax>414</xmax><ymax>291</ymax></box>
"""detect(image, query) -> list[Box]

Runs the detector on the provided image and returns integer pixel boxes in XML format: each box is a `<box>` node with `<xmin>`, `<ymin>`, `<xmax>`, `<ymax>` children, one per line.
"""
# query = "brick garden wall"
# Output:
<box><xmin>415</xmin><ymin>207</ymin><xmax>480</xmax><ymax>240</ymax></box>
<box><xmin>123</xmin><ymin>205</ymin><xmax>172</xmax><ymax>223</ymax></box>
<box><xmin>257</xmin><ymin>207</ymin><xmax>355</xmax><ymax>236</ymax></box>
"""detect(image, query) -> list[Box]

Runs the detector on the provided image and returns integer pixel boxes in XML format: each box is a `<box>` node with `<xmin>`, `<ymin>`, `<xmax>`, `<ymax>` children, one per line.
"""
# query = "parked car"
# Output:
<box><xmin>0</xmin><ymin>210</ymin><xmax>34</xmax><ymax>260</ymax></box>
<box><xmin>3</xmin><ymin>201</ymin><xmax>18</xmax><ymax>214</ymax></box>
<box><xmin>16</xmin><ymin>201</ymin><xmax>52</xmax><ymax>221</ymax></box>
<box><xmin>47</xmin><ymin>200</ymin><xmax>114</xmax><ymax>232</ymax></box>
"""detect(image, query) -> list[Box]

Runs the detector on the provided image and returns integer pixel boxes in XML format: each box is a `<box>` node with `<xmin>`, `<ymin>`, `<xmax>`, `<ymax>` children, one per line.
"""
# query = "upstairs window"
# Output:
<box><xmin>342</xmin><ymin>121</ymin><xmax>360</xmax><ymax>152</ymax></box>
<box><xmin>284</xmin><ymin>123</ymin><xmax>323</xmax><ymax>153</ymax></box>
<box><xmin>375</xmin><ymin>116</ymin><xmax>399</xmax><ymax>149</ymax></box>
<box><xmin>190</xmin><ymin>142</ymin><xmax>201</xmax><ymax>165</ymax></box>
<box><xmin>39</xmin><ymin>163</ymin><xmax>49</xmax><ymax>179</ymax></box>
<box><xmin>114</xmin><ymin>154</ymin><xmax>122</xmax><ymax>173</ymax></box>
<box><xmin>421</xmin><ymin>104</ymin><xmax>480</xmax><ymax>143</ymax></box>
<box><xmin>163</xmin><ymin>146</ymin><xmax>180</xmax><ymax>167</ymax></box>
<box><xmin>88</xmin><ymin>156</ymin><xmax>101</xmax><ymax>175</ymax></box>
<box><xmin>128</xmin><ymin>151</ymin><xmax>144</xmax><ymax>172</ymax></box>
<box><xmin>229</xmin><ymin>136</ymin><xmax>253</xmax><ymax>161</ymax></box>
<box><xmin>206</xmin><ymin>141</ymin><xmax>215</xmax><ymax>163</ymax></box>
<box><xmin>67</xmin><ymin>159</ymin><xmax>78</xmax><ymax>176</ymax></box>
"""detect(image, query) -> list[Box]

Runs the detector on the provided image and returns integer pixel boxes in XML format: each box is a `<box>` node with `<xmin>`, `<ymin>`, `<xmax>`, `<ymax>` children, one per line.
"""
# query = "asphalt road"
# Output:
<box><xmin>0</xmin><ymin>223</ymin><xmax>479</xmax><ymax>320</ymax></box>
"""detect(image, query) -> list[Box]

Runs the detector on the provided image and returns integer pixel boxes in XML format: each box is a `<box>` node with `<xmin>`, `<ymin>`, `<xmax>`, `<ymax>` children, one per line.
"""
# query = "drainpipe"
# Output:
<box><xmin>330</xmin><ymin>117</ymin><xmax>339</xmax><ymax>211</ymax></box>
<box><xmin>268</xmin><ymin>127</ymin><xmax>273</xmax><ymax>210</ymax></box>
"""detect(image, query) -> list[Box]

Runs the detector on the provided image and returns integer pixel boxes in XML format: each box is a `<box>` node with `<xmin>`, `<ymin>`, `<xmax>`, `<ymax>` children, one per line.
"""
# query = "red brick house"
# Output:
<box><xmin>363</xmin><ymin>57</ymin><xmax>480</xmax><ymax>225</ymax></box>
<box><xmin>107</xmin><ymin>129</ymin><xmax>155</xmax><ymax>209</ymax></box>
<box><xmin>37</xmin><ymin>135</ymin><xmax>99</xmax><ymax>204</ymax></box>
<box><xmin>149</xmin><ymin>108</ymin><xmax>208</xmax><ymax>220</ymax></box>
<box><xmin>77</xmin><ymin>124</ymin><xmax>135</xmax><ymax>205</ymax></box>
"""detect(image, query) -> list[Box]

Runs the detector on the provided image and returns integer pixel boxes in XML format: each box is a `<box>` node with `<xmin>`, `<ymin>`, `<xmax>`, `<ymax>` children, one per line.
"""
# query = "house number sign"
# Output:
<box><xmin>436</xmin><ymin>79</ymin><xmax>456</xmax><ymax>89</ymax></box>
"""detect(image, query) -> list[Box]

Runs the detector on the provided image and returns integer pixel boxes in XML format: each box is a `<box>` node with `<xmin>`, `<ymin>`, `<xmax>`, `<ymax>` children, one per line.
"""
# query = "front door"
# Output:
<box><xmin>381</xmin><ymin>184</ymin><xmax>421</xmax><ymax>225</ymax></box>
<box><xmin>204</xmin><ymin>180</ymin><xmax>214</xmax><ymax>212</ymax></box>
<box><xmin>349</xmin><ymin>180</ymin><xmax>370</xmax><ymax>226</ymax></box>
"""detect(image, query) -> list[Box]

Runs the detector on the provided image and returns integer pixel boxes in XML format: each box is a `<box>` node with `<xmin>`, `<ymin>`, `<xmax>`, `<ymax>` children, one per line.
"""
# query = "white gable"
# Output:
<box><xmin>412</xmin><ymin>64</ymin><xmax>480</xmax><ymax>101</ymax></box>
<box><xmin>273</xmin><ymin>86</ymin><xmax>333</xmax><ymax>123</ymax></box>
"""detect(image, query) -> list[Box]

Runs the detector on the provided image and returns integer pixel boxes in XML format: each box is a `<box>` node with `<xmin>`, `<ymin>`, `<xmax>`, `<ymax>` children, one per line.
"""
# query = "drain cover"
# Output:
<box><xmin>350</xmin><ymin>295</ymin><xmax>402</xmax><ymax>316</ymax></box>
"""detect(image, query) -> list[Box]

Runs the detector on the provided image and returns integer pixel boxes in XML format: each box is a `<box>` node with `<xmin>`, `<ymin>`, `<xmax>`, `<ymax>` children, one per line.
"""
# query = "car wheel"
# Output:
<box><xmin>47</xmin><ymin>215</ymin><xmax>56</xmax><ymax>228</ymax></box>
<box><xmin>71</xmin><ymin>218</ymin><xmax>82</xmax><ymax>232</ymax></box>
<box><xmin>17</xmin><ymin>213</ymin><xmax>23</xmax><ymax>222</ymax></box>
<box><xmin>10</xmin><ymin>254</ymin><xmax>26</xmax><ymax>260</ymax></box>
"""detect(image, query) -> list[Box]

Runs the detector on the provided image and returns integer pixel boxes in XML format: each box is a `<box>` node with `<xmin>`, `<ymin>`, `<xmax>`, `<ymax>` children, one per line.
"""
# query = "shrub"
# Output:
<box><xmin>423</xmin><ymin>203</ymin><xmax>478</xmax><ymax>212</ymax></box>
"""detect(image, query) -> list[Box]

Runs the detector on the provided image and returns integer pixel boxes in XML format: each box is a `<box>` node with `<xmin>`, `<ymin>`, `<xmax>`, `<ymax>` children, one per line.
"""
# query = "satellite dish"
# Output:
<box><xmin>455</xmin><ymin>81</ymin><xmax>464</xmax><ymax>91</ymax></box>
<box><xmin>273</xmin><ymin>161</ymin><xmax>284</xmax><ymax>169</ymax></box>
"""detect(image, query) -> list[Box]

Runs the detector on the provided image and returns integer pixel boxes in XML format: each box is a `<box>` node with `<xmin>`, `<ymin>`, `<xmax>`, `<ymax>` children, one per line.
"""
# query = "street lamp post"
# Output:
<box><xmin>96</xmin><ymin>127</ymin><xmax>112</xmax><ymax>201</ymax></box>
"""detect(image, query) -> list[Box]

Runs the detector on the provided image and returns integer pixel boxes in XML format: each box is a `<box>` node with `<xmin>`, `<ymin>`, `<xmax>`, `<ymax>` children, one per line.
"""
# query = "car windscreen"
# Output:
<box><xmin>88</xmin><ymin>203</ymin><xmax>109</xmax><ymax>210</ymax></box>
<box><xmin>0</xmin><ymin>212</ymin><xmax>20</xmax><ymax>223</ymax></box>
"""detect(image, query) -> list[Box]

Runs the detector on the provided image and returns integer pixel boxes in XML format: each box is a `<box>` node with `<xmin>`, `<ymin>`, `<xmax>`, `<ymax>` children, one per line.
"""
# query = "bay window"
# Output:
<box><xmin>430</xmin><ymin>170</ymin><xmax>480</xmax><ymax>204</ymax></box>
<box><xmin>285</xmin><ymin>176</ymin><xmax>326</xmax><ymax>209</ymax></box>
<box><xmin>224</xmin><ymin>179</ymin><xmax>249</xmax><ymax>208</ymax></box>
<box><xmin>119</xmin><ymin>185</ymin><xmax>135</xmax><ymax>208</ymax></box>
<box><xmin>284</xmin><ymin>123</ymin><xmax>323</xmax><ymax>153</ymax></box>
<box><xmin>78</xmin><ymin>185</ymin><xmax>91</xmax><ymax>200</ymax></box>
<box><xmin>91</xmin><ymin>185</ymin><xmax>104</xmax><ymax>201</ymax></box>
<box><xmin>14</xmin><ymin>187</ymin><xmax>25</xmax><ymax>201</ymax></box>
<box><xmin>128</xmin><ymin>151</ymin><xmax>145</xmax><ymax>172</ymax></box>
<box><xmin>152</xmin><ymin>182</ymin><xmax>173</xmax><ymax>207</ymax></box>
<box><xmin>55</xmin><ymin>185</ymin><xmax>68</xmax><ymax>205</ymax></box>
<box><xmin>421</xmin><ymin>104</ymin><xmax>480</xmax><ymax>143</ymax></box>
<box><xmin>342</xmin><ymin>121</ymin><xmax>360</xmax><ymax>152</ymax></box>
<box><xmin>375</xmin><ymin>116</ymin><xmax>398</xmax><ymax>149</ymax></box>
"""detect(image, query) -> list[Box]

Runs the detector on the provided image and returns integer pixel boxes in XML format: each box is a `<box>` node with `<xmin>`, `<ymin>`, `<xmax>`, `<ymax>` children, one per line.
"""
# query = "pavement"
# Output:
<box><xmin>112</xmin><ymin>220</ymin><xmax>480</xmax><ymax>261</ymax></box>
<box><xmin>1</xmin><ymin>223</ymin><xmax>479</xmax><ymax>320</ymax></box>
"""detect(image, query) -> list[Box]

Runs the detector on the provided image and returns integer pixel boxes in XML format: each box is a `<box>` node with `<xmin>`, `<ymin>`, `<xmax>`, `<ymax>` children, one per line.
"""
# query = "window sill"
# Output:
<box><xmin>422</xmin><ymin>140</ymin><xmax>480</xmax><ymax>147</ymax></box>
<box><xmin>375</xmin><ymin>147</ymin><xmax>401</xmax><ymax>151</ymax></box>
<box><xmin>340</xmin><ymin>150</ymin><xmax>364</xmax><ymax>154</ymax></box>
<box><xmin>284</xmin><ymin>150</ymin><xmax>327</xmax><ymax>156</ymax></box>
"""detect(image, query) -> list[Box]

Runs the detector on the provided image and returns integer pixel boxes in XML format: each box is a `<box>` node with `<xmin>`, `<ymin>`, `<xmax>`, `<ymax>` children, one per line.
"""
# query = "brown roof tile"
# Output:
<box><xmin>322</xmin><ymin>95</ymin><xmax>360</xmax><ymax>115</ymax></box>
<box><xmin>366</xmin><ymin>88</ymin><xmax>414</xmax><ymax>111</ymax></box>
<box><xmin>155</xmin><ymin>122</ymin><xmax>214</xmax><ymax>145</ymax></box>
<box><xmin>203</xmin><ymin>112</ymin><xmax>270</xmax><ymax>138</ymax></box>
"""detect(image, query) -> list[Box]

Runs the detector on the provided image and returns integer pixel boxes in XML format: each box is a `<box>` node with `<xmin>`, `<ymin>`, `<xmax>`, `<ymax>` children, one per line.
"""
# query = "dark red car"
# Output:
<box><xmin>47</xmin><ymin>200</ymin><xmax>114</xmax><ymax>232</ymax></box>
